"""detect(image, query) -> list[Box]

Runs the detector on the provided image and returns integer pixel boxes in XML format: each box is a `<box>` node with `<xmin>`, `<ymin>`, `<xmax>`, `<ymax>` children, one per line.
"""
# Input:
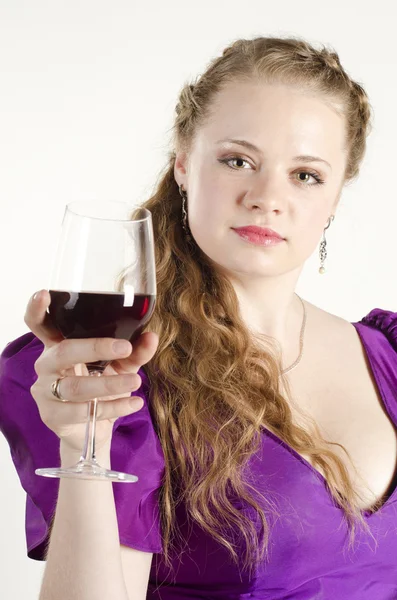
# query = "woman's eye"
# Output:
<box><xmin>219</xmin><ymin>157</ymin><xmax>252</xmax><ymax>170</ymax></box>
<box><xmin>294</xmin><ymin>171</ymin><xmax>325</xmax><ymax>186</ymax></box>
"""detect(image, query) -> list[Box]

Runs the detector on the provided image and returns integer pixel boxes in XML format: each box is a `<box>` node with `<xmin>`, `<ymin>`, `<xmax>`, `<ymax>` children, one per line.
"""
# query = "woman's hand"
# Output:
<box><xmin>24</xmin><ymin>290</ymin><xmax>159</xmax><ymax>452</ymax></box>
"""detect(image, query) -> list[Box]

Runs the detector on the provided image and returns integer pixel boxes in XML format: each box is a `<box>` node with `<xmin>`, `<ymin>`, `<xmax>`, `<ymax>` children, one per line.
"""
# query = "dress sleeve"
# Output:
<box><xmin>0</xmin><ymin>332</ymin><xmax>165</xmax><ymax>560</ymax></box>
<box><xmin>355</xmin><ymin>308</ymin><xmax>397</xmax><ymax>425</ymax></box>
<box><xmin>360</xmin><ymin>308</ymin><xmax>397</xmax><ymax>351</ymax></box>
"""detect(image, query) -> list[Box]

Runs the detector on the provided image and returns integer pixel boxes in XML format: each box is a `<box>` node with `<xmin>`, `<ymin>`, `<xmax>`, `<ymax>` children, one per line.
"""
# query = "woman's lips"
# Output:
<box><xmin>232</xmin><ymin>226</ymin><xmax>285</xmax><ymax>247</ymax></box>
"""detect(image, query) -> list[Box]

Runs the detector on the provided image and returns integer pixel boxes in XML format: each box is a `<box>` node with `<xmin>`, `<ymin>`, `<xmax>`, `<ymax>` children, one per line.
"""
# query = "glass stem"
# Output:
<box><xmin>79</xmin><ymin>370</ymin><xmax>102</xmax><ymax>464</ymax></box>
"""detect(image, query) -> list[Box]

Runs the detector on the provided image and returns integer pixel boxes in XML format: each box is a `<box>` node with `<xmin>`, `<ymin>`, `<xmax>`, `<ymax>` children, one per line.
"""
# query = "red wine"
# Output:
<box><xmin>49</xmin><ymin>290</ymin><xmax>156</xmax><ymax>371</ymax></box>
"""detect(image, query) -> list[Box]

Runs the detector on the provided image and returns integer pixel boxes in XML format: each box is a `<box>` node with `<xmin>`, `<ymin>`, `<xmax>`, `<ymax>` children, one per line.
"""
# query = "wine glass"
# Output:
<box><xmin>35</xmin><ymin>200</ymin><xmax>156</xmax><ymax>482</ymax></box>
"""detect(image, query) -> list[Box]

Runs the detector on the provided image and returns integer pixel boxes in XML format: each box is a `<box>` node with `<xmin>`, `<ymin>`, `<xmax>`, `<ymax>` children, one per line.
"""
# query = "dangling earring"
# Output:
<box><xmin>319</xmin><ymin>215</ymin><xmax>334</xmax><ymax>274</ymax></box>
<box><xmin>179</xmin><ymin>184</ymin><xmax>192</xmax><ymax>242</ymax></box>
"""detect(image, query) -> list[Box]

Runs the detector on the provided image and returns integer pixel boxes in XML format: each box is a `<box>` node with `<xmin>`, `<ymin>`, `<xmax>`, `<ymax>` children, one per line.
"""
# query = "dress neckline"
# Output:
<box><xmin>262</xmin><ymin>320</ymin><xmax>397</xmax><ymax>520</ymax></box>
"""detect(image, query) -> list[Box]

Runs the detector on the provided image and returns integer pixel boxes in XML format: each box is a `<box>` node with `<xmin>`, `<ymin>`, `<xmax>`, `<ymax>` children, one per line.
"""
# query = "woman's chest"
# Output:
<box><xmin>282</xmin><ymin>321</ymin><xmax>397</xmax><ymax>511</ymax></box>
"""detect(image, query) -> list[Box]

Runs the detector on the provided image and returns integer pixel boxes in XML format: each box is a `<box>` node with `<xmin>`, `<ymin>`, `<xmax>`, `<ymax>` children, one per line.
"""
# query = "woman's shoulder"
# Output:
<box><xmin>1</xmin><ymin>331</ymin><xmax>43</xmax><ymax>359</ymax></box>
<box><xmin>304</xmin><ymin>300</ymin><xmax>397</xmax><ymax>362</ymax></box>
<box><xmin>306</xmin><ymin>301</ymin><xmax>397</xmax><ymax>343</ymax></box>
<box><xmin>0</xmin><ymin>332</ymin><xmax>43</xmax><ymax>389</ymax></box>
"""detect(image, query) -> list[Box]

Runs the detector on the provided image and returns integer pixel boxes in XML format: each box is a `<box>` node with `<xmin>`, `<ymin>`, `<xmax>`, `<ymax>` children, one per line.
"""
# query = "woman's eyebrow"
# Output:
<box><xmin>293</xmin><ymin>154</ymin><xmax>332</xmax><ymax>170</ymax></box>
<box><xmin>216</xmin><ymin>138</ymin><xmax>332</xmax><ymax>170</ymax></box>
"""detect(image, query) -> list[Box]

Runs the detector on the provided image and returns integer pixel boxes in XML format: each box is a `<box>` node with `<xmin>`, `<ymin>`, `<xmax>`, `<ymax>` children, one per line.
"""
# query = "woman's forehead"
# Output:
<box><xmin>205</xmin><ymin>81</ymin><xmax>343</xmax><ymax>134</ymax></box>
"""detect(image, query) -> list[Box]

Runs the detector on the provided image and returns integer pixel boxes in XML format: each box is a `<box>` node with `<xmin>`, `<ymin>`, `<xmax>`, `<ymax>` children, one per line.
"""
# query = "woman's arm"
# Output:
<box><xmin>39</xmin><ymin>441</ymin><xmax>150</xmax><ymax>600</ymax></box>
<box><xmin>121</xmin><ymin>546</ymin><xmax>153</xmax><ymax>600</ymax></box>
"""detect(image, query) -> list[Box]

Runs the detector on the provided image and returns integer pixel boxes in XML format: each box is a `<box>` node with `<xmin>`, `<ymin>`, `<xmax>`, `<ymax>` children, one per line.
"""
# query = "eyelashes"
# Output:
<box><xmin>217</xmin><ymin>156</ymin><xmax>325</xmax><ymax>186</ymax></box>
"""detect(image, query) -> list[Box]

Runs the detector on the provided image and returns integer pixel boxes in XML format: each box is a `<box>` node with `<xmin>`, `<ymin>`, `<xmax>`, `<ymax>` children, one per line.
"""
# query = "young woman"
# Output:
<box><xmin>2</xmin><ymin>36</ymin><xmax>397</xmax><ymax>600</ymax></box>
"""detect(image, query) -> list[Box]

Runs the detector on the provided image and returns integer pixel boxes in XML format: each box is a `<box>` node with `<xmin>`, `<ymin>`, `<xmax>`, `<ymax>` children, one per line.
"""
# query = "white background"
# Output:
<box><xmin>1</xmin><ymin>1</ymin><xmax>396</xmax><ymax>598</ymax></box>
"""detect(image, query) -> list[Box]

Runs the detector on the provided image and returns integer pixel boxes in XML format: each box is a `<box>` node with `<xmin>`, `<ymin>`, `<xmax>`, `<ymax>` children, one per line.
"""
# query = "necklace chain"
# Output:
<box><xmin>280</xmin><ymin>294</ymin><xmax>306</xmax><ymax>376</ymax></box>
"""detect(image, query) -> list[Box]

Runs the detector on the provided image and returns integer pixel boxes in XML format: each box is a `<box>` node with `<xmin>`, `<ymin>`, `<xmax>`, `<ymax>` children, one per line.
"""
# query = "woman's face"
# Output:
<box><xmin>174</xmin><ymin>81</ymin><xmax>347</xmax><ymax>280</ymax></box>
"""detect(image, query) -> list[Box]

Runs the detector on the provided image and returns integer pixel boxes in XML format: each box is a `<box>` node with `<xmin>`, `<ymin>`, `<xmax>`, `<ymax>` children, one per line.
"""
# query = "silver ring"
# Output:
<box><xmin>51</xmin><ymin>377</ymin><xmax>67</xmax><ymax>402</ymax></box>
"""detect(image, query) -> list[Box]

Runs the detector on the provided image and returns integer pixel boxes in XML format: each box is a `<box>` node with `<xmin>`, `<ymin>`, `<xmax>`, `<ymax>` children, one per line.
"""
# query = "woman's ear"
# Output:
<box><xmin>174</xmin><ymin>151</ymin><xmax>188</xmax><ymax>188</ymax></box>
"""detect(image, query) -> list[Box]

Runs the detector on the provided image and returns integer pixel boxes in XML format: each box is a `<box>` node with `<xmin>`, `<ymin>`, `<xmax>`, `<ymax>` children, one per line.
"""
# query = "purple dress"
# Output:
<box><xmin>1</xmin><ymin>308</ymin><xmax>397</xmax><ymax>599</ymax></box>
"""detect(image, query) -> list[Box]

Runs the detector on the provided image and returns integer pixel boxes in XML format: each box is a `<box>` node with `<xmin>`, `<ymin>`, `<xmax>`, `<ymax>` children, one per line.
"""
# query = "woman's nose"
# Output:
<box><xmin>242</xmin><ymin>173</ymin><xmax>287</xmax><ymax>212</ymax></box>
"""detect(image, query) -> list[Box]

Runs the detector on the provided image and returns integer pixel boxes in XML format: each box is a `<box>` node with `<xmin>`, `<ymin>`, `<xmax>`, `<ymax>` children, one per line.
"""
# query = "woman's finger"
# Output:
<box><xmin>111</xmin><ymin>331</ymin><xmax>159</xmax><ymax>374</ymax></box>
<box><xmin>40</xmin><ymin>372</ymin><xmax>142</xmax><ymax>403</ymax></box>
<box><xmin>34</xmin><ymin>337</ymin><xmax>132</xmax><ymax>375</ymax></box>
<box><xmin>24</xmin><ymin>290</ymin><xmax>63</xmax><ymax>347</ymax></box>
<box><xmin>36</xmin><ymin>395</ymin><xmax>145</xmax><ymax>427</ymax></box>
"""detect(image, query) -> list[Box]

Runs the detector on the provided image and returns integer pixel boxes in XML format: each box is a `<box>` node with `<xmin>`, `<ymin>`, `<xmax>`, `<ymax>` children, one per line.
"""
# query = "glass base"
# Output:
<box><xmin>35</xmin><ymin>459</ymin><xmax>138</xmax><ymax>483</ymax></box>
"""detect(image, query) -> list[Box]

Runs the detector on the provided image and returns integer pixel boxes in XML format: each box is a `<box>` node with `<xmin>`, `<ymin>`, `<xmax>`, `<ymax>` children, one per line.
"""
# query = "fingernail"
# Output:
<box><xmin>113</xmin><ymin>340</ymin><xmax>131</xmax><ymax>355</ymax></box>
<box><xmin>33</xmin><ymin>290</ymin><xmax>46</xmax><ymax>302</ymax></box>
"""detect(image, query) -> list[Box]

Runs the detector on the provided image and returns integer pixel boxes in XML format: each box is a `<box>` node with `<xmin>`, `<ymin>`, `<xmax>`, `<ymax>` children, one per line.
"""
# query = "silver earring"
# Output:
<box><xmin>179</xmin><ymin>185</ymin><xmax>192</xmax><ymax>241</ymax></box>
<box><xmin>319</xmin><ymin>215</ymin><xmax>334</xmax><ymax>274</ymax></box>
